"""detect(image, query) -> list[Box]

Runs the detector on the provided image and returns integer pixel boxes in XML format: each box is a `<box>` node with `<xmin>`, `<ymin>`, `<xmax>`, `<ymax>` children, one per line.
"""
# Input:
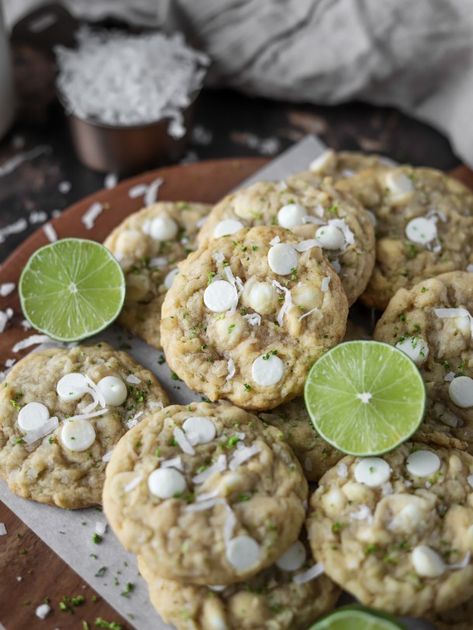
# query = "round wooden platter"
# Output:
<box><xmin>0</xmin><ymin>156</ymin><xmax>266</xmax><ymax>630</ymax></box>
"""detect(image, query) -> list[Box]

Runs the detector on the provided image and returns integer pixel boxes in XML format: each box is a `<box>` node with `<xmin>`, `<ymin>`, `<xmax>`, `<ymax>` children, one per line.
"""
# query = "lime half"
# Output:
<box><xmin>309</xmin><ymin>606</ymin><xmax>405</xmax><ymax>630</ymax></box>
<box><xmin>304</xmin><ymin>340</ymin><xmax>425</xmax><ymax>456</ymax></box>
<box><xmin>20</xmin><ymin>238</ymin><xmax>125</xmax><ymax>342</ymax></box>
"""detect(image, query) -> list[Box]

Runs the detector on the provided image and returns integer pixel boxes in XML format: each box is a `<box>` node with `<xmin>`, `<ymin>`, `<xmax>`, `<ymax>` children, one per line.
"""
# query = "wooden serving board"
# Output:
<box><xmin>0</xmin><ymin>157</ymin><xmax>472</xmax><ymax>629</ymax></box>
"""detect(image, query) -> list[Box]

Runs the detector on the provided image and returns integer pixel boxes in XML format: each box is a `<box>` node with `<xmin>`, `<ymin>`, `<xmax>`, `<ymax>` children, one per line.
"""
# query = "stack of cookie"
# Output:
<box><xmin>3</xmin><ymin>148</ymin><xmax>473</xmax><ymax>627</ymax></box>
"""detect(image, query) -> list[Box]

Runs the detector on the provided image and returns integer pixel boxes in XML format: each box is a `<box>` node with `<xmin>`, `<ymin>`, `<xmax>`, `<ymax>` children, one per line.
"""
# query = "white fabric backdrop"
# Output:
<box><xmin>5</xmin><ymin>0</ymin><xmax>473</xmax><ymax>164</ymax></box>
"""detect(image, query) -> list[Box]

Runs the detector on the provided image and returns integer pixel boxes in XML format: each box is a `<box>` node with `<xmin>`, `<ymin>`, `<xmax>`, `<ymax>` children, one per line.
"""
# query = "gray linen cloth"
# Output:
<box><xmin>5</xmin><ymin>0</ymin><xmax>473</xmax><ymax>165</ymax></box>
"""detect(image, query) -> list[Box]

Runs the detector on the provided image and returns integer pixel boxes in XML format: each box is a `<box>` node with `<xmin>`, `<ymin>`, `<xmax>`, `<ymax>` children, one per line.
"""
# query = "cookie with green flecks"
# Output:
<box><xmin>161</xmin><ymin>226</ymin><xmax>348</xmax><ymax>410</ymax></box>
<box><xmin>0</xmin><ymin>343</ymin><xmax>168</xmax><ymax>508</ymax></box>
<box><xmin>307</xmin><ymin>443</ymin><xmax>473</xmax><ymax>617</ymax></box>
<box><xmin>104</xmin><ymin>201</ymin><xmax>211</xmax><ymax>349</ymax></box>
<box><xmin>103</xmin><ymin>402</ymin><xmax>308</xmax><ymax>585</ymax></box>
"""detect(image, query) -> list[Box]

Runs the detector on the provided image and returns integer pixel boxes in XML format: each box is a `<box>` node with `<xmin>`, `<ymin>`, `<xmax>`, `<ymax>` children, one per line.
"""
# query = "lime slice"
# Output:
<box><xmin>304</xmin><ymin>340</ymin><xmax>425</xmax><ymax>456</ymax></box>
<box><xmin>19</xmin><ymin>238</ymin><xmax>125</xmax><ymax>342</ymax></box>
<box><xmin>309</xmin><ymin>606</ymin><xmax>405</xmax><ymax>630</ymax></box>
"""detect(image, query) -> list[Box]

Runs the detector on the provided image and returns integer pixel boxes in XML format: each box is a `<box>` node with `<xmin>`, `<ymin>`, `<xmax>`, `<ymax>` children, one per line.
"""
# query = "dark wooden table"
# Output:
<box><xmin>0</xmin><ymin>12</ymin><xmax>463</xmax><ymax>630</ymax></box>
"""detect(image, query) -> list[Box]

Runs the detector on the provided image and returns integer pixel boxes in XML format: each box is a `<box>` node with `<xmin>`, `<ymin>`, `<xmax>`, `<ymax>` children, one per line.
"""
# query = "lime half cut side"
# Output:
<box><xmin>304</xmin><ymin>340</ymin><xmax>426</xmax><ymax>456</ymax></box>
<box><xmin>19</xmin><ymin>238</ymin><xmax>125</xmax><ymax>342</ymax></box>
<box><xmin>309</xmin><ymin>606</ymin><xmax>406</xmax><ymax>630</ymax></box>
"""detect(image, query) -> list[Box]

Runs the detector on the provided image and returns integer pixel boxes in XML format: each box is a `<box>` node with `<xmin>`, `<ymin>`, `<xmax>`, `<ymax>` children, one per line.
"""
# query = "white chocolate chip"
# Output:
<box><xmin>97</xmin><ymin>376</ymin><xmax>127</xmax><ymax>406</ymax></box>
<box><xmin>395</xmin><ymin>336</ymin><xmax>429</xmax><ymax>365</ymax></box>
<box><xmin>148</xmin><ymin>467</ymin><xmax>187</xmax><ymax>499</ymax></box>
<box><xmin>60</xmin><ymin>419</ymin><xmax>96</xmax><ymax>452</ymax></box>
<box><xmin>204</xmin><ymin>280</ymin><xmax>238</xmax><ymax>312</ymax></box>
<box><xmin>315</xmin><ymin>224</ymin><xmax>345</xmax><ymax>250</ymax></box>
<box><xmin>411</xmin><ymin>545</ymin><xmax>445</xmax><ymax>577</ymax></box>
<box><xmin>384</xmin><ymin>170</ymin><xmax>414</xmax><ymax>203</ymax></box>
<box><xmin>277</xmin><ymin>204</ymin><xmax>307</xmax><ymax>228</ymax></box>
<box><xmin>267</xmin><ymin>243</ymin><xmax>298</xmax><ymax>276</ymax></box>
<box><xmin>449</xmin><ymin>376</ymin><xmax>473</xmax><ymax>408</ymax></box>
<box><xmin>164</xmin><ymin>268</ymin><xmax>179</xmax><ymax>289</ymax></box>
<box><xmin>149</xmin><ymin>215</ymin><xmax>178</xmax><ymax>241</ymax></box>
<box><xmin>405</xmin><ymin>217</ymin><xmax>437</xmax><ymax>245</ymax></box>
<box><xmin>226</xmin><ymin>535</ymin><xmax>261</xmax><ymax>572</ymax></box>
<box><xmin>406</xmin><ymin>450</ymin><xmax>441</xmax><ymax>477</ymax></box>
<box><xmin>56</xmin><ymin>373</ymin><xmax>88</xmax><ymax>401</ymax></box>
<box><xmin>251</xmin><ymin>354</ymin><xmax>284</xmax><ymax>387</ymax></box>
<box><xmin>17</xmin><ymin>402</ymin><xmax>50</xmax><ymax>432</ymax></box>
<box><xmin>276</xmin><ymin>541</ymin><xmax>306</xmax><ymax>571</ymax></box>
<box><xmin>354</xmin><ymin>458</ymin><xmax>391</xmax><ymax>487</ymax></box>
<box><xmin>213</xmin><ymin>219</ymin><xmax>244</xmax><ymax>238</ymax></box>
<box><xmin>183</xmin><ymin>416</ymin><xmax>216</xmax><ymax>445</ymax></box>
<box><xmin>243</xmin><ymin>279</ymin><xmax>278</xmax><ymax>315</ymax></box>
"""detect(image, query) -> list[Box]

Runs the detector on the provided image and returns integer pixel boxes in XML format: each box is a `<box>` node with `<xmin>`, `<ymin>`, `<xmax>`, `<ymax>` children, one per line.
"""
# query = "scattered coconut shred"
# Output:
<box><xmin>55</xmin><ymin>28</ymin><xmax>209</xmax><ymax>137</ymax></box>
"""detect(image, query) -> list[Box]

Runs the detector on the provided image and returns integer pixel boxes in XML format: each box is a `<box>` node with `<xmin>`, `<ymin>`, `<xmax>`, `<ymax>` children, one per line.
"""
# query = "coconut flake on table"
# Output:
<box><xmin>128</xmin><ymin>183</ymin><xmax>149</xmax><ymax>199</ymax></box>
<box><xmin>0</xmin><ymin>218</ymin><xmax>28</xmax><ymax>243</ymax></box>
<box><xmin>29</xmin><ymin>210</ymin><xmax>48</xmax><ymax>224</ymax></box>
<box><xmin>82</xmin><ymin>201</ymin><xmax>103</xmax><ymax>230</ymax></box>
<box><xmin>0</xmin><ymin>145</ymin><xmax>50</xmax><ymax>178</ymax></box>
<box><xmin>35</xmin><ymin>603</ymin><xmax>51</xmax><ymax>620</ymax></box>
<box><xmin>12</xmin><ymin>334</ymin><xmax>53</xmax><ymax>352</ymax></box>
<box><xmin>43</xmin><ymin>223</ymin><xmax>57</xmax><ymax>242</ymax></box>
<box><xmin>95</xmin><ymin>521</ymin><xmax>107</xmax><ymax>536</ymax></box>
<box><xmin>0</xmin><ymin>523</ymin><xmax>6</xmax><ymax>536</ymax></box>
<box><xmin>0</xmin><ymin>308</ymin><xmax>13</xmax><ymax>333</ymax></box>
<box><xmin>104</xmin><ymin>173</ymin><xmax>118</xmax><ymax>189</ymax></box>
<box><xmin>144</xmin><ymin>178</ymin><xmax>164</xmax><ymax>206</ymax></box>
<box><xmin>55</xmin><ymin>27</ymin><xmax>209</xmax><ymax>135</ymax></box>
<box><xmin>0</xmin><ymin>283</ymin><xmax>15</xmax><ymax>297</ymax></box>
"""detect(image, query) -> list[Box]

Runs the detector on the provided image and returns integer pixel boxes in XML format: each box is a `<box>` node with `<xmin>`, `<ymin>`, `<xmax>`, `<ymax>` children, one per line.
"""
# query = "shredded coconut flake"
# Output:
<box><xmin>298</xmin><ymin>306</ymin><xmax>320</xmax><ymax>321</ymax></box>
<box><xmin>0</xmin><ymin>218</ymin><xmax>28</xmax><ymax>243</ymax></box>
<box><xmin>104</xmin><ymin>173</ymin><xmax>118</xmax><ymax>189</ymax></box>
<box><xmin>0</xmin><ymin>145</ymin><xmax>50</xmax><ymax>178</ymax></box>
<box><xmin>161</xmin><ymin>456</ymin><xmax>184</xmax><ymax>471</ymax></box>
<box><xmin>0</xmin><ymin>283</ymin><xmax>15</xmax><ymax>297</ymax></box>
<box><xmin>349</xmin><ymin>505</ymin><xmax>373</xmax><ymax>523</ymax></box>
<box><xmin>0</xmin><ymin>309</ymin><xmax>13</xmax><ymax>333</ymax></box>
<box><xmin>56</xmin><ymin>28</ymin><xmax>208</xmax><ymax>133</ymax></box>
<box><xmin>192</xmin><ymin>454</ymin><xmax>227</xmax><ymax>484</ymax></box>
<box><xmin>124</xmin><ymin>475</ymin><xmax>142</xmax><ymax>493</ymax></box>
<box><xmin>29</xmin><ymin>210</ymin><xmax>48</xmax><ymax>224</ymax></box>
<box><xmin>272</xmin><ymin>280</ymin><xmax>293</xmax><ymax>326</ymax></box>
<box><xmin>444</xmin><ymin>371</ymin><xmax>456</xmax><ymax>382</ymax></box>
<box><xmin>293</xmin><ymin>562</ymin><xmax>324</xmax><ymax>584</ymax></box>
<box><xmin>321</xmin><ymin>276</ymin><xmax>331</xmax><ymax>292</ymax></box>
<box><xmin>295</xmin><ymin>239</ymin><xmax>319</xmax><ymax>252</ymax></box>
<box><xmin>224</xmin><ymin>505</ymin><xmax>237</xmax><ymax>541</ymax></box>
<box><xmin>128</xmin><ymin>183</ymin><xmax>148</xmax><ymax>199</ymax></box>
<box><xmin>185</xmin><ymin>498</ymin><xmax>224</xmax><ymax>513</ymax></box>
<box><xmin>126</xmin><ymin>411</ymin><xmax>144</xmax><ymax>430</ymax></box>
<box><xmin>226</xmin><ymin>358</ymin><xmax>236</xmax><ymax>381</ymax></box>
<box><xmin>243</xmin><ymin>313</ymin><xmax>261</xmax><ymax>326</ymax></box>
<box><xmin>102</xmin><ymin>450</ymin><xmax>113</xmax><ymax>463</ymax></box>
<box><xmin>12</xmin><ymin>334</ymin><xmax>53</xmax><ymax>352</ymax></box>
<box><xmin>144</xmin><ymin>177</ymin><xmax>164</xmax><ymax>206</ymax></box>
<box><xmin>448</xmin><ymin>552</ymin><xmax>471</xmax><ymax>570</ymax></box>
<box><xmin>95</xmin><ymin>521</ymin><xmax>107</xmax><ymax>536</ymax></box>
<box><xmin>174</xmin><ymin>427</ymin><xmax>195</xmax><ymax>455</ymax></box>
<box><xmin>35</xmin><ymin>603</ymin><xmax>51</xmax><ymax>620</ymax></box>
<box><xmin>66</xmin><ymin>407</ymin><xmax>109</xmax><ymax>422</ymax></box>
<box><xmin>22</xmin><ymin>416</ymin><xmax>59</xmax><ymax>445</ymax></box>
<box><xmin>269</xmin><ymin>235</ymin><xmax>281</xmax><ymax>246</ymax></box>
<box><xmin>434</xmin><ymin>307</ymin><xmax>473</xmax><ymax>337</ymax></box>
<box><xmin>43</xmin><ymin>223</ymin><xmax>57</xmax><ymax>242</ymax></box>
<box><xmin>302</xmin><ymin>215</ymin><xmax>324</xmax><ymax>225</ymax></box>
<box><xmin>82</xmin><ymin>201</ymin><xmax>103</xmax><ymax>230</ymax></box>
<box><xmin>229</xmin><ymin>444</ymin><xmax>261</xmax><ymax>471</ymax></box>
<box><xmin>126</xmin><ymin>374</ymin><xmax>141</xmax><ymax>385</ymax></box>
<box><xmin>0</xmin><ymin>523</ymin><xmax>6</xmax><ymax>536</ymax></box>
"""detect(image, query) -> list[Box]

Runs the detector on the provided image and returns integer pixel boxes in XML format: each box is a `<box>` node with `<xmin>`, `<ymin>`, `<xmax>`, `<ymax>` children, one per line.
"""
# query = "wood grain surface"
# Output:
<box><xmin>1</xmin><ymin>157</ymin><xmax>472</xmax><ymax>629</ymax></box>
<box><xmin>0</xmin><ymin>156</ymin><xmax>265</xmax><ymax>630</ymax></box>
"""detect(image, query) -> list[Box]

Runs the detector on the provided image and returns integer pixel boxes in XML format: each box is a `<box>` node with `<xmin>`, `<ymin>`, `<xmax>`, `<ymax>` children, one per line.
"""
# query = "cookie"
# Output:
<box><xmin>374</xmin><ymin>272</ymin><xmax>473</xmax><ymax>452</ymax></box>
<box><xmin>161</xmin><ymin>226</ymin><xmax>348</xmax><ymax>410</ymax></box>
<box><xmin>258</xmin><ymin>398</ymin><xmax>342</xmax><ymax>482</ymax></box>
<box><xmin>345</xmin><ymin>166</ymin><xmax>473</xmax><ymax>310</ymax></box>
<box><xmin>0</xmin><ymin>343</ymin><xmax>169</xmax><ymax>508</ymax></box>
<box><xmin>307</xmin><ymin>444</ymin><xmax>473</xmax><ymax>616</ymax></box>
<box><xmin>197</xmin><ymin>179</ymin><xmax>375</xmax><ymax>305</ymax></box>
<box><xmin>103</xmin><ymin>402</ymin><xmax>308</xmax><ymax>585</ymax></box>
<box><xmin>137</xmin><ymin>531</ymin><xmax>340</xmax><ymax>630</ymax></box>
<box><xmin>104</xmin><ymin>201</ymin><xmax>211</xmax><ymax>349</ymax></box>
